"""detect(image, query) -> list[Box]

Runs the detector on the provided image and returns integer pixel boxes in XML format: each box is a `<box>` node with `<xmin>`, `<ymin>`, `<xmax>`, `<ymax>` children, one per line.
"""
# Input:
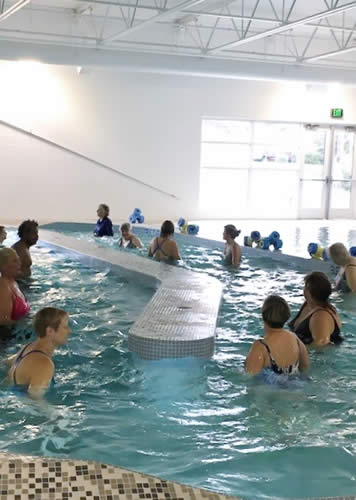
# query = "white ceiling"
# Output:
<box><xmin>1</xmin><ymin>0</ymin><xmax>356</xmax><ymax>82</ymax></box>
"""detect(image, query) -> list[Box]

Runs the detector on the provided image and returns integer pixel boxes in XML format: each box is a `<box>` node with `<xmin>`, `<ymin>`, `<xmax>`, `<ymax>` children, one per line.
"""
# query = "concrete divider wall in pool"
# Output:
<box><xmin>40</xmin><ymin>229</ymin><xmax>223</xmax><ymax>360</ymax></box>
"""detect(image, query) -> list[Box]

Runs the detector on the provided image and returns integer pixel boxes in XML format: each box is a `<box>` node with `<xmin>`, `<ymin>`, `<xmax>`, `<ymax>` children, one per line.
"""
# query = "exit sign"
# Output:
<box><xmin>331</xmin><ymin>108</ymin><xmax>343</xmax><ymax>118</ymax></box>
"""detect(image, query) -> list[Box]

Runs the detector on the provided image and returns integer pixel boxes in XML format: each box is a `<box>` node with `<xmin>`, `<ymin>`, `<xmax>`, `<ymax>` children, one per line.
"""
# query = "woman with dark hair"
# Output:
<box><xmin>94</xmin><ymin>204</ymin><xmax>114</xmax><ymax>237</ymax></box>
<box><xmin>245</xmin><ymin>295</ymin><xmax>309</xmax><ymax>375</ymax></box>
<box><xmin>148</xmin><ymin>220</ymin><xmax>181</xmax><ymax>262</ymax></box>
<box><xmin>289</xmin><ymin>272</ymin><xmax>342</xmax><ymax>346</ymax></box>
<box><xmin>223</xmin><ymin>224</ymin><xmax>241</xmax><ymax>267</ymax></box>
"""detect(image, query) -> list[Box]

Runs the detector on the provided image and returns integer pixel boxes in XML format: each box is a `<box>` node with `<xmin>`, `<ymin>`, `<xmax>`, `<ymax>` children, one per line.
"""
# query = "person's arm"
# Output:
<box><xmin>297</xmin><ymin>338</ymin><xmax>310</xmax><ymax>371</ymax></box>
<box><xmin>105</xmin><ymin>219</ymin><xmax>114</xmax><ymax>236</ymax></box>
<box><xmin>245</xmin><ymin>341</ymin><xmax>266</xmax><ymax>375</ymax></box>
<box><xmin>231</xmin><ymin>243</ymin><xmax>241</xmax><ymax>267</ymax></box>
<box><xmin>148</xmin><ymin>238</ymin><xmax>155</xmax><ymax>257</ymax></box>
<box><xmin>27</xmin><ymin>358</ymin><xmax>54</xmax><ymax>399</ymax></box>
<box><xmin>0</xmin><ymin>285</ymin><xmax>15</xmax><ymax>326</ymax></box>
<box><xmin>334</xmin><ymin>267</ymin><xmax>346</xmax><ymax>290</ymax></box>
<box><xmin>171</xmin><ymin>241</ymin><xmax>181</xmax><ymax>260</ymax></box>
<box><xmin>345</xmin><ymin>266</ymin><xmax>356</xmax><ymax>292</ymax></box>
<box><xmin>132</xmin><ymin>235</ymin><xmax>143</xmax><ymax>249</ymax></box>
<box><xmin>309</xmin><ymin>310</ymin><xmax>334</xmax><ymax>347</ymax></box>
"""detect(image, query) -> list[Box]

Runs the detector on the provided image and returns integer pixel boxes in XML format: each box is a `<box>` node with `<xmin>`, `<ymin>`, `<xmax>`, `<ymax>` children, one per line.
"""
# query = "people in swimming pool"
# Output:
<box><xmin>245</xmin><ymin>295</ymin><xmax>309</xmax><ymax>376</ymax></box>
<box><xmin>119</xmin><ymin>223</ymin><xmax>143</xmax><ymax>249</ymax></box>
<box><xmin>223</xmin><ymin>224</ymin><xmax>241</xmax><ymax>267</ymax></box>
<box><xmin>0</xmin><ymin>226</ymin><xmax>7</xmax><ymax>248</ymax></box>
<box><xmin>94</xmin><ymin>204</ymin><xmax>114</xmax><ymax>237</ymax></box>
<box><xmin>148</xmin><ymin>220</ymin><xmax>181</xmax><ymax>262</ymax></box>
<box><xmin>329</xmin><ymin>242</ymin><xmax>356</xmax><ymax>293</ymax></box>
<box><xmin>0</xmin><ymin>248</ymin><xmax>30</xmax><ymax>332</ymax></box>
<box><xmin>7</xmin><ymin>307</ymin><xmax>71</xmax><ymax>399</ymax></box>
<box><xmin>289</xmin><ymin>272</ymin><xmax>342</xmax><ymax>346</ymax></box>
<box><xmin>12</xmin><ymin>219</ymin><xmax>39</xmax><ymax>279</ymax></box>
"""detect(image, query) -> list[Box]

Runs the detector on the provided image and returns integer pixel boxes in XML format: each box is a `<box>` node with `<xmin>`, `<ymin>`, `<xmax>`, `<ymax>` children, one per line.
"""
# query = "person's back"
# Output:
<box><xmin>329</xmin><ymin>242</ymin><xmax>356</xmax><ymax>293</ymax></box>
<box><xmin>7</xmin><ymin>307</ymin><xmax>70</xmax><ymax>398</ymax></box>
<box><xmin>148</xmin><ymin>220</ymin><xmax>181</xmax><ymax>262</ymax></box>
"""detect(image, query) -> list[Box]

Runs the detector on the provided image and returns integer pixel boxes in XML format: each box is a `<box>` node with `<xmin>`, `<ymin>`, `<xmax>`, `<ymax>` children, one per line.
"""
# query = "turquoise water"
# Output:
<box><xmin>1</xmin><ymin>226</ymin><xmax>356</xmax><ymax>499</ymax></box>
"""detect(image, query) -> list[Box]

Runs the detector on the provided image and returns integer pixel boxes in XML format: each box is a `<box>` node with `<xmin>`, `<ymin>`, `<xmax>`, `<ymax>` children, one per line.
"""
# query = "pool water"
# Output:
<box><xmin>1</xmin><ymin>227</ymin><xmax>356</xmax><ymax>500</ymax></box>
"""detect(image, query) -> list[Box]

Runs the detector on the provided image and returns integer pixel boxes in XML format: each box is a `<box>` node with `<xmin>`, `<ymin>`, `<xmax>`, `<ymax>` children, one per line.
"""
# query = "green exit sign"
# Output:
<box><xmin>331</xmin><ymin>108</ymin><xmax>343</xmax><ymax>118</ymax></box>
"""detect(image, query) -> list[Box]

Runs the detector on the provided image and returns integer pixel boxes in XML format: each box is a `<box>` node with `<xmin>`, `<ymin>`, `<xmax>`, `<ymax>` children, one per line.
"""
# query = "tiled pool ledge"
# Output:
<box><xmin>40</xmin><ymin>229</ymin><xmax>223</xmax><ymax>360</ymax></box>
<box><xmin>0</xmin><ymin>450</ymin><xmax>240</xmax><ymax>500</ymax></box>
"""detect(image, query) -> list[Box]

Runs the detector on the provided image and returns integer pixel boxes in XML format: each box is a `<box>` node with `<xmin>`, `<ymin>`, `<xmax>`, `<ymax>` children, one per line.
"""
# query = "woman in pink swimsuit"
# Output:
<box><xmin>0</xmin><ymin>248</ymin><xmax>30</xmax><ymax>330</ymax></box>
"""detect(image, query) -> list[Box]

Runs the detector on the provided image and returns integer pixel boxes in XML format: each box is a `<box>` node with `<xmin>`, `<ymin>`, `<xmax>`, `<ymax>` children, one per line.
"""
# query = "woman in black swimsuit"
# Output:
<box><xmin>245</xmin><ymin>295</ymin><xmax>309</xmax><ymax>376</ymax></box>
<box><xmin>329</xmin><ymin>242</ymin><xmax>356</xmax><ymax>293</ymax></box>
<box><xmin>289</xmin><ymin>272</ymin><xmax>342</xmax><ymax>346</ymax></box>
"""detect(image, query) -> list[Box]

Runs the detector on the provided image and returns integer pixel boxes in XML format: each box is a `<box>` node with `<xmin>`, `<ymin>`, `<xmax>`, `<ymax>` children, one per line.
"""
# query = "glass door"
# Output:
<box><xmin>328</xmin><ymin>128</ymin><xmax>355</xmax><ymax>218</ymax></box>
<box><xmin>299</xmin><ymin>126</ymin><xmax>331</xmax><ymax>219</ymax></box>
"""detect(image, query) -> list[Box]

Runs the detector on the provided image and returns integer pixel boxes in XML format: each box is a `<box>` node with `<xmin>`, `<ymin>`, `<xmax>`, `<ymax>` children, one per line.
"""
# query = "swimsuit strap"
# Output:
<box><xmin>153</xmin><ymin>237</ymin><xmax>168</xmax><ymax>257</ymax></box>
<box><xmin>12</xmin><ymin>344</ymin><xmax>50</xmax><ymax>386</ymax></box>
<box><xmin>259</xmin><ymin>338</ymin><xmax>299</xmax><ymax>375</ymax></box>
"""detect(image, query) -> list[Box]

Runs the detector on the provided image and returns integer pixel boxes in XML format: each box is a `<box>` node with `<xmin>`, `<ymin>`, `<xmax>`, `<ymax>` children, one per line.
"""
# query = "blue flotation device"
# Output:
<box><xmin>244</xmin><ymin>230</ymin><xmax>282</xmax><ymax>250</ymax></box>
<box><xmin>307</xmin><ymin>242</ymin><xmax>329</xmax><ymax>260</ymax></box>
<box><xmin>349</xmin><ymin>246</ymin><xmax>356</xmax><ymax>257</ymax></box>
<box><xmin>129</xmin><ymin>208</ymin><xmax>144</xmax><ymax>224</ymax></box>
<box><xmin>177</xmin><ymin>218</ymin><xmax>199</xmax><ymax>235</ymax></box>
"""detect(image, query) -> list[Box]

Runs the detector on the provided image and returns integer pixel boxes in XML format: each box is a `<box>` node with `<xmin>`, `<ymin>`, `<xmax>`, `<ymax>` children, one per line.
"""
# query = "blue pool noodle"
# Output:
<box><xmin>129</xmin><ymin>214</ymin><xmax>137</xmax><ymax>224</ymax></box>
<box><xmin>133</xmin><ymin>208</ymin><xmax>141</xmax><ymax>216</ymax></box>
<box><xmin>259</xmin><ymin>237</ymin><xmax>271</xmax><ymax>250</ymax></box>
<box><xmin>273</xmin><ymin>238</ymin><xmax>283</xmax><ymax>250</ymax></box>
<box><xmin>269</xmin><ymin>231</ymin><xmax>280</xmax><ymax>241</ymax></box>
<box><xmin>187</xmin><ymin>224</ymin><xmax>199</xmax><ymax>235</ymax></box>
<box><xmin>251</xmin><ymin>231</ymin><xmax>261</xmax><ymax>242</ymax></box>
<box><xmin>137</xmin><ymin>215</ymin><xmax>144</xmax><ymax>224</ymax></box>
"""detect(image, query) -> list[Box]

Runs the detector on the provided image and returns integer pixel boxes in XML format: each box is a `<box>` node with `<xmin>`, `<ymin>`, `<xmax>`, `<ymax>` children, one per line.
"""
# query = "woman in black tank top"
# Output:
<box><xmin>289</xmin><ymin>272</ymin><xmax>342</xmax><ymax>346</ymax></box>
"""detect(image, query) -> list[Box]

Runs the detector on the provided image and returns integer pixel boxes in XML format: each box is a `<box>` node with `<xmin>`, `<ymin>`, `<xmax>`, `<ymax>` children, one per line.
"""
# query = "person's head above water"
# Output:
<box><xmin>17</xmin><ymin>220</ymin><xmax>39</xmax><ymax>247</ymax></box>
<box><xmin>120</xmin><ymin>222</ymin><xmax>131</xmax><ymax>238</ymax></box>
<box><xmin>304</xmin><ymin>271</ymin><xmax>332</xmax><ymax>306</ymax></box>
<box><xmin>0</xmin><ymin>226</ymin><xmax>7</xmax><ymax>244</ymax></box>
<box><xmin>223</xmin><ymin>224</ymin><xmax>241</xmax><ymax>240</ymax></box>
<box><xmin>34</xmin><ymin>307</ymin><xmax>70</xmax><ymax>345</ymax></box>
<box><xmin>97</xmin><ymin>204</ymin><xmax>110</xmax><ymax>219</ymax></box>
<box><xmin>329</xmin><ymin>242</ymin><xmax>350</xmax><ymax>267</ymax></box>
<box><xmin>262</xmin><ymin>295</ymin><xmax>291</xmax><ymax>329</ymax></box>
<box><xmin>160</xmin><ymin>220</ymin><xmax>175</xmax><ymax>238</ymax></box>
<box><xmin>0</xmin><ymin>248</ymin><xmax>20</xmax><ymax>278</ymax></box>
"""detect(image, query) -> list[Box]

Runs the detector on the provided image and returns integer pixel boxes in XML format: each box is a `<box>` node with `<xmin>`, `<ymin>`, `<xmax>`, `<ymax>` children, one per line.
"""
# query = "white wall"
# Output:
<box><xmin>1</xmin><ymin>60</ymin><xmax>356</xmax><ymax>224</ymax></box>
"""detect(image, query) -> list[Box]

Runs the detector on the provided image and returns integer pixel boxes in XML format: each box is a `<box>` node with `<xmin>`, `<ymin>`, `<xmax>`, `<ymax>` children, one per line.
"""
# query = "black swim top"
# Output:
<box><xmin>11</xmin><ymin>343</ymin><xmax>52</xmax><ymax>387</ymax></box>
<box><xmin>289</xmin><ymin>305</ymin><xmax>343</xmax><ymax>345</ymax></box>
<box><xmin>119</xmin><ymin>237</ymin><xmax>135</xmax><ymax>249</ymax></box>
<box><xmin>259</xmin><ymin>339</ymin><xmax>300</xmax><ymax>376</ymax></box>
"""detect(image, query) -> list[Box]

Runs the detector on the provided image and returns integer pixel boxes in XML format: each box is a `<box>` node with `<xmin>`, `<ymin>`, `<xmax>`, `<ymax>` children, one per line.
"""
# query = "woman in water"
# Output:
<box><xmin>0</xmin><ymin>226</ymin><xmax>7</xmax><ymax>248</ymax></box>
<box><xmin>289</xmin><ymin>271</ymin><xmax>342</xmax><ymax>346</ymax></box>
<box><xmin>94</xmin><ymin>204</ymin><xmax>114</xmax><ymax>237</ymax></box>
<box><xmin>245</xmin><ymin>295</ymin><xmax>309</xmax><ymax>376</ymax></box>
<box><xmin>329</xmin><ymin>242</ymin><xmax>356</xmax><ymax>293</ymax></box>
<box><xmin>223</xmin><ymin>224</ymin><xmax>241</xmax><ymax>267</ymax></box>
<box><xmin>0</xmin><ymin>248</ymin><xmax>30</xmax><ymax>333</ymax></box>
<box><xmin>119</xmin><ymin>223</ymin><xmax>143</xmax><ymax>249</ymax></box>
<box><xmin>7</xmin><ymin>307</ymin><xmax>71</xmax><ymax>398</ymax></box>
<box><xmin>148</xmin><ymin>220</ymin><xmax>181</xmax><ymax>262</ymax></box>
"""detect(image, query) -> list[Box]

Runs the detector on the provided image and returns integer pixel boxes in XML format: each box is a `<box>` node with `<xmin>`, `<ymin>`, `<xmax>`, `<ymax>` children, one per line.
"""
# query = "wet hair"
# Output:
<box><xmin>120</xmin><ymin>223</ymin><xmax>131</xmax><ymax>233</ymax></box>
<box><xmin>262</xmin><ymin>295</ymin><xmax>291</xmax><ymax>328</ymax></box>
<box><xmin>18</xmin><ymin>220</ymin><xmax>39</xmax><ymax>239</ymax></box>
<box><xmin>329</xmin><ymin>242</ymin><xmax>350</xmax><ymax>266</ymax></box>
<box><xmin>0</xmin><ymin>248</ymin><xmax>18</xmax><ymax>269</ymax></box>
<box><xmin>99</xmin><ymin>204</ymin><xmax>110</xmax><ymax>217</ymax></box>
<box><xmin>224</xmin><ymin>224</ymin><xmax>241</xmax><ymax>240</ymax></box>
<box><xmin>304</xmin><ymin>272</ymin><xmax>333</xmax><ymax>309</ymax></box>
<box><xmin>160</xmin><ymin>220</ymin><xmax>175</xmax><ymax>237</ymax></box>
<box><xmin>0</xmin><ymin>226</ymin><xmax>5</xmax><ymax>232</ymax></box>
<box><xmin>34</xmin><ymin>307</ymin><xmax>68</xmax><ymax>338</ymax></box>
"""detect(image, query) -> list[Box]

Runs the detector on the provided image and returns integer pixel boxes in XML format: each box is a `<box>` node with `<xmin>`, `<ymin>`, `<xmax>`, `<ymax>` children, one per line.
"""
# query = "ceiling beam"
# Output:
<box><xmin>206</xmin><ymin>0</ymin><xmax>356</xmax><ymax>53</ymax></box>
<box><xmin>303</xmin><ymin>45</ymin><xmax>356</xmax><ymax>62</ymax></box>
<box><xmin>0</xmin><ymin>0</ymin><xmax>30</xmax><ymax>22</ymax></box>
<box><xmin>101</xmin><ymin>0</ymin><xmax>206</xmax><ymax>44</ymax></box>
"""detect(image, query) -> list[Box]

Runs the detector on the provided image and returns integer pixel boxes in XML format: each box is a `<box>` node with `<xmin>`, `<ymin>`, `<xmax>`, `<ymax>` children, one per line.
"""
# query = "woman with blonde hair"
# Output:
<box><xmin>329</xmin><ymin>242</ymin><xmax>356</xmax><ymax>293</ymax></box>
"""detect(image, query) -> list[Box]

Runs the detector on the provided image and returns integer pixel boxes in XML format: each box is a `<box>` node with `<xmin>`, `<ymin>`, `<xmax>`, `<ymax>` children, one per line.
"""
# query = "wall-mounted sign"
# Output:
<box><xmin>331</xmin><ymin>108</ymin><xmax>343</xmax><ymax>118</ymax></box>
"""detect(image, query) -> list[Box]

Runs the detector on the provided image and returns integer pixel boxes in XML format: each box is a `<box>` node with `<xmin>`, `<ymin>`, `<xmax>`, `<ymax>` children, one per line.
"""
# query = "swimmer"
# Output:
<box><xmin>148</xmin><ymin>220</ymin><xmax>181</xmax><ymax>262</ymax></box>
<box><xmin>7</xmin><ymin>307</ymin><xmax>71</xmax><ymax>399</ymax></box>
<box><xmin>245</xmin><ymin>295</ymin><xmax>309</xmax><ymax>376</ymax></box>
<box><xmin>119</xmin><ymin>223</ymin><xmax>143</xmax><ymax>249</ymax></box>
<box><xmin>329</xmin><ymin>242</ymin><xmax>356</xmax><ymax>293</ymax></box>
<box><xmin>223</xmin><ymin>224</ymin><xmax>241</xmax><ymax>267</ymax></box>
<box><xmin>289</xmin><ymin>272</ymin><xmax>342</xmax><ymax>346</ymax></box>
<box><xmin>0</xmin><ymin>248</ymin><xmax>30</xmax><ymax>333</ymax></box>
<box><xmin>0</xmin><ymin>226</ymin><xmax>7</xmax><ymax>248</ymax></box>
<box><xmin>94</xmin><ymin>204</ymin><xmax>114</xmax><ymax>237</ymax></box>
<box><xmin>12</xmin><ymin>219</ymin><xmax>39</xmax><ymax>279</ymax></box>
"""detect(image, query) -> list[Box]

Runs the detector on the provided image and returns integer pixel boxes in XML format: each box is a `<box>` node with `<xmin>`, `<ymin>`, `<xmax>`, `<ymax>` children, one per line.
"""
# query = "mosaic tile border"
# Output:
<box><xmin>0</xmin><ymin>451</ymin><xmax>241</xmax><ymax>500</ymax></box>
<box><xmin>39</xmin><ymin>229</ymin><xmax>223</xmax><ymax>361</ymax></box>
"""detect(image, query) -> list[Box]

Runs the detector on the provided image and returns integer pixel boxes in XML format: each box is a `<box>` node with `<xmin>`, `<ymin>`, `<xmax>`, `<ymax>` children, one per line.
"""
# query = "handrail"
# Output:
<box><xmin>0</xmin><ymin>119</ymin><xmax>179</xmax><ymax>199</ymax></box>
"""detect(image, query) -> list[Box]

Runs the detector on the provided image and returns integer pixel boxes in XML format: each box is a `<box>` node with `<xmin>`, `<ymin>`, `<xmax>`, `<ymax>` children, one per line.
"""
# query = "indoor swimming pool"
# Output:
<box><xmin>1</xmin><ymin>226</ymin><xmax>356</xmax><ymax>500</ymax></box>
